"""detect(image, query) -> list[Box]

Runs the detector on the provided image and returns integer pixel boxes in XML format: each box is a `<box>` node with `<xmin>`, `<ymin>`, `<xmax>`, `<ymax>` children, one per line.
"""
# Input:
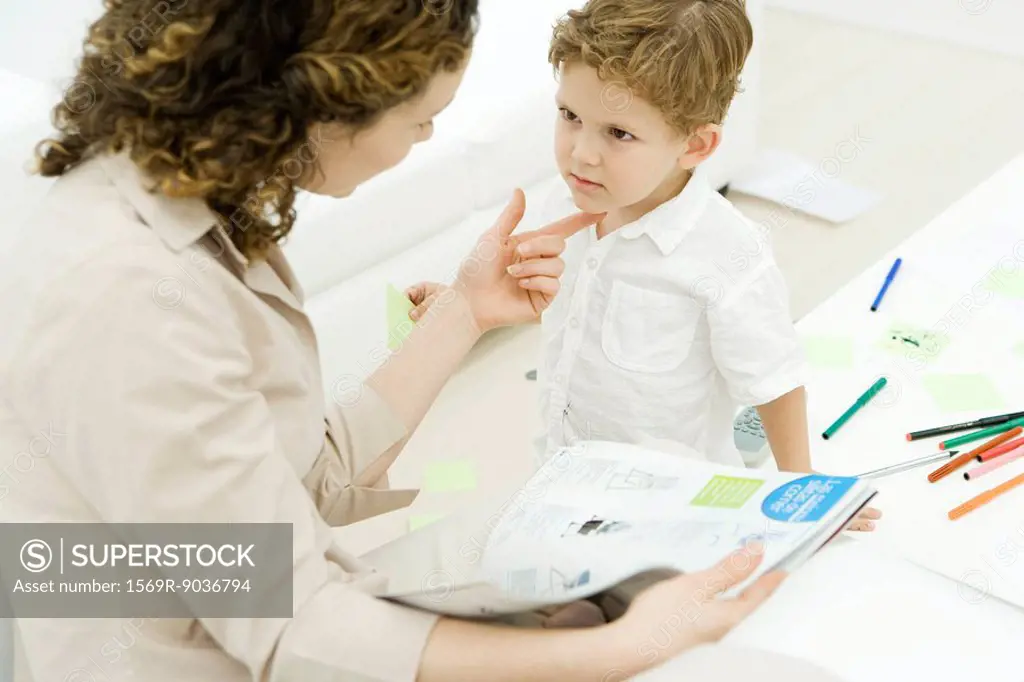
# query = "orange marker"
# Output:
<box><xmin>977</xmin><ymin>434</ymin><xmax>1024</xmax><ymax>462</ymax></box>
<box><xmin>949</xmin><ymin>471</ymin><xmax>1024</xmax><ymax>520</ymax></box>
<box><xmin>928</xmin><ymin>426</ymin><xmax>1023</xmax><ymax>483</ymax></box>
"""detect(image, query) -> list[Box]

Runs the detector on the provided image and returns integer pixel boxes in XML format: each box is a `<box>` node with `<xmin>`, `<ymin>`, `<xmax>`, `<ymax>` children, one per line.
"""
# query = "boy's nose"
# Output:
<box><xmin>571</xmin><ymin>136</ymin><xmax>601</xmax><ymax>166</ymax></box>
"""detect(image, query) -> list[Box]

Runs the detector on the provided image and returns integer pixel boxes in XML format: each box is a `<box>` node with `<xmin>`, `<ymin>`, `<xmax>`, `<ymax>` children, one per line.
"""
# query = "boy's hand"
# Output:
<box><xmin>406</xmin><ymin>281</ymin><xmax>444</xmax><ymax>321</ymax></box>
<box><xmin>845</xmin><ymin>506</ymin><xmax>882</xmax><ymax>532</ymax></box>
<box><xmin>805</xmin><ymin>466</ymin><xmax>883</xmax><ymax>532</ymax></box>
<box><xmin>806</xmin><ymin>467</ymin><xmax>882</xmax><ymax>532</ymax></box>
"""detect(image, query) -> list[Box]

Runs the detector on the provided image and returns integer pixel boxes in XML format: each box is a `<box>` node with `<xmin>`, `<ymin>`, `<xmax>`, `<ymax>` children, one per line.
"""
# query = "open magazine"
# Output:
<box><xmin>365</xmin><ymin>440</ymin><xmax>877</xmax><ymax>618</ymax></box>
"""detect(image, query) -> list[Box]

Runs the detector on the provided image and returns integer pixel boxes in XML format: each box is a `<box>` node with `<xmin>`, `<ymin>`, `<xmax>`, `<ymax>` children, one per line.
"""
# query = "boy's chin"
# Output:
<box><xmin>567</xmin><ymin>188</ymin><xmax>611</xmax><ymax>214</ymax></box>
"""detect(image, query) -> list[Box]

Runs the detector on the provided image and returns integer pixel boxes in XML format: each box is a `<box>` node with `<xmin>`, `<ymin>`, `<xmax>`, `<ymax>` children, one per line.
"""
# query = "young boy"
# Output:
<box><xmin>536</xmin><ymin>0</ymin><xmax>813</xmax><ymax>473</ymax></box>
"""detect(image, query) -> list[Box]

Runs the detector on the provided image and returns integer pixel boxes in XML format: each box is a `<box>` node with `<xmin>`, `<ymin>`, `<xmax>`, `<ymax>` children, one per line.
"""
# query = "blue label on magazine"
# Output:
<box><xmin>761</xmin><ymin>475</ymin><xmax>857</xmax><ymax>523</ymax></box>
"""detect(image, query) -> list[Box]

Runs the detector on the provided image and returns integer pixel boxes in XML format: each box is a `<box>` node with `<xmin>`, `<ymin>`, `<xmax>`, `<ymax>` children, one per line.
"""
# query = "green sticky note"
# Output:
<box><xmin>386</xmin><ymin>284</ymin><xmax>416</xmax><ymax>351</ymax></box>
<box><xmin>423</xmin><ymin>461</ymin><xmax>477</xmax><ymax>493</ymax></box>
<box><xmin>984</xmin><ymin>269</ymin><xmax>1024</xmax><ymax>299</ymax></box>
<box><xmin>409</xmin><ymin>512</ymin><xmax>448</xmax><ymax>531</ymax></box>
<box><xmin>690</xmin><ymin>475</ymin><xmax>765</xmax><ymax>509</ymax></box>
<box><xmin>802</xmin><ymin>336</ymin><xmax>854</xmax><ymax>369</ymax></box>
<box><xmin>879</xmin><ymin>324</ymin><xmax>950</xmax><ymax>361</ymax></box>
<box><xmin>922</xmin><ymin>374</ymin><xmax>1006</xmax><ymax>413</ymax></box>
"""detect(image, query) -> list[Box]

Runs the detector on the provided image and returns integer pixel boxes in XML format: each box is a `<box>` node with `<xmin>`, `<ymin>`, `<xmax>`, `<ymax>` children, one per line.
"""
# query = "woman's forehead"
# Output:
<box><xmin>408</xmin><ymin>61</ymin><xmax>468</xmax><ymax>117</ymax></box>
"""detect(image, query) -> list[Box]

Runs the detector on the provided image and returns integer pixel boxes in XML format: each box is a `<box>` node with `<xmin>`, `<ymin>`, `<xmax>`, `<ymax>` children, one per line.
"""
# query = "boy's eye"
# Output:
<box><xmin>559</xmin><ymin>107</ymin><xmax>579</xmax><ymax>123</ymax></box>
<box><xmin>609</xmin><ymin>127</ymin><xmax>635</xmax><ymax>141</ymax></box>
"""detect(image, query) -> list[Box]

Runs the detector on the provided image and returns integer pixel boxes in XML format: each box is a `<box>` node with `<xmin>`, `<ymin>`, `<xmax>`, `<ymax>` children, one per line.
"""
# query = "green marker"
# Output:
<box><xmin>822</xmin><ymin>377</ymin><xmax>888</xmax><ymax>440</ymax></box>
<box><xmin>939</xmin><ymin>416</ymin><xmax>1024</xmax><ymax>450</ymax></box>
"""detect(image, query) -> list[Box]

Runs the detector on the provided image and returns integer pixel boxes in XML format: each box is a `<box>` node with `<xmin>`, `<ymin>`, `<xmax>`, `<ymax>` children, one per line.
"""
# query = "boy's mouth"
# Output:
<box><xmin>569</xmin><ymin>173</ymin><xmax>603</xmax><ymax>191</ymax></box>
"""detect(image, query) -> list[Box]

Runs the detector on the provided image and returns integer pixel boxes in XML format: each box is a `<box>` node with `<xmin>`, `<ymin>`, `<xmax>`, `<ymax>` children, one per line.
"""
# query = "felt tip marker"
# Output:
<box><xmin>939</xmin><ymin>416</ymin><xmax>1024</xmax><ymax>451</ymax></box>
<box><xmin>870</xmin><ymin>258</ymin><xmax>902</xmax><ymax>312</ymax></box>
<box><xmin>906</xmin><ymin>410</ymin><xmax>1024</xmax><ymax>442</ymax></box>
<box><xmin>822</xmin><ymin>377</ymin><xmax>888</xmax><ymax>440</ymax></box>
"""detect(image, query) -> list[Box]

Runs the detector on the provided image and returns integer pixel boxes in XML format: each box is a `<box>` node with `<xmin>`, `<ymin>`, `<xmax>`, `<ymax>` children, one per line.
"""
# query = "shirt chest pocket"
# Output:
<box><xmin>601</xmin><ymin>281</ymin><xmax>702</xmax><ymax>373</ymax></box>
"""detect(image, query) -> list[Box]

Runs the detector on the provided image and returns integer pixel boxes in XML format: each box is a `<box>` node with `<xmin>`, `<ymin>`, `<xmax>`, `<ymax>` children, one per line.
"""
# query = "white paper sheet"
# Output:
<box><xmin>730</xmin><ymin>149</ymin><xmax>883</xmax><ymax>223</ymax></box>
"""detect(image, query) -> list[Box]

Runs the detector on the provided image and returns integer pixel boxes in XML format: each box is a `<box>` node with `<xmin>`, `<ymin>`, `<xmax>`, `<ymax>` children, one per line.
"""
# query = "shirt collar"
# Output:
<box><xmin>97</xmin><ymin>152</ymin><xmax>250</xmax><ymax>269</ymax></box>
<box><xmin>617</xmin><ymin>167</ymin><xmax>712</xmax><ymax>255</ymax></box>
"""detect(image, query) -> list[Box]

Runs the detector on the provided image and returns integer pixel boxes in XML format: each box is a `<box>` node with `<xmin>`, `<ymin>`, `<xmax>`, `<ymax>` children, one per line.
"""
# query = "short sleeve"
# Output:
<box><xmin>707</xmin><ymin>258</ymin><xmax>808</xmax><ymax>406</ymax></box>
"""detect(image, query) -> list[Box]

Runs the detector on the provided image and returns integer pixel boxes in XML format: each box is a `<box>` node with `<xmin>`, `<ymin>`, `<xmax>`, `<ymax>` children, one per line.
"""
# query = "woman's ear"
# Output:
<box><xmin>677</xmin><ymin>123</ymin><xmax>723</xmax><ymax>170</ymax></box>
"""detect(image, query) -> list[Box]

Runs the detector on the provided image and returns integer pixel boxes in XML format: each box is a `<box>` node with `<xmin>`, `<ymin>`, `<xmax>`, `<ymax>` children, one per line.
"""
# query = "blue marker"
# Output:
<box><xmin>870</xmin><ymin>257</ymin><xmax>902</xmax><ymax>311</ymax></box>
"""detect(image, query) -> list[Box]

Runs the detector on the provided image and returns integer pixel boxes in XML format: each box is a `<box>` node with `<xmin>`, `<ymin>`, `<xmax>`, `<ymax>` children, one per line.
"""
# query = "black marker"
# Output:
<box><xmin>905</xmin><ymin>410</ymin><xmax>1024</xmax><ymax>441</ymax></box>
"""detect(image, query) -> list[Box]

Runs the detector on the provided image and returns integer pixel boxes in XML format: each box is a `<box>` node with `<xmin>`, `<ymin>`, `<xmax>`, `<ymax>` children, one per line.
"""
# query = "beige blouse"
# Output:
<box><xmin>0</xmin><ymin>153</ymin><xmax>437</xmax><ymax>682</ymax></box>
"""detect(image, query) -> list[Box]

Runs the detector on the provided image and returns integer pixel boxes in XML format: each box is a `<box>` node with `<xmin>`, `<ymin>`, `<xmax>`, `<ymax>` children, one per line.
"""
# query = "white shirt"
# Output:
<box><xmin>538</xmin><ymin>168</ymin><xmax>808</xmax><ymax>467</ymax></box>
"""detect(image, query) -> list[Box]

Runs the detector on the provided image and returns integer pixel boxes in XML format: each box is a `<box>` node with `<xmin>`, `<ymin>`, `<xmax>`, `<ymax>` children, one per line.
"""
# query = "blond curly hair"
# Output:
<box><xmin>549</xmin><ymin>0</ymin><xmax>753</xmax><ymax>136</ymax></box>
<box><xmin>35</xmin><ymin>0</ymin><xmax>478</xmax><ymax>260</ymax></box>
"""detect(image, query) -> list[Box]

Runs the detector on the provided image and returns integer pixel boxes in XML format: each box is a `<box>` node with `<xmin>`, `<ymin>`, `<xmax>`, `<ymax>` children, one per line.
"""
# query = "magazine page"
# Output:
<box><xmin>478</xmin><ymin>441</ymin><xmax>870</xmax><ymax>599</ymax></box>
<box><xmin>368</xmin><ymin>440</ymin><xmax>872</xmax><ymax>616</ymax></box>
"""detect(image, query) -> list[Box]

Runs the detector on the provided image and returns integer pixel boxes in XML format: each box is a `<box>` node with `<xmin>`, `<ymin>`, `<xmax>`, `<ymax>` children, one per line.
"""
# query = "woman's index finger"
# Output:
<box><xmin>521</xmin><ymin>211</ymin><xmax>604</xmax><ymax>241</ymax></box>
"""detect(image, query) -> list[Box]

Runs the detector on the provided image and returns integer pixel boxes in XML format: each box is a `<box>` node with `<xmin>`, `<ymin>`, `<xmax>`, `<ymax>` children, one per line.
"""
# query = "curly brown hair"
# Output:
<box><xmin>549</xmin><ymin>0</ymin><xmax>752</xmax><ymax>136</ymax></box>
<box><xmin>36</xmin><ymin>0</ymin><xmax>479</xmax><ymax>259</ymax></box>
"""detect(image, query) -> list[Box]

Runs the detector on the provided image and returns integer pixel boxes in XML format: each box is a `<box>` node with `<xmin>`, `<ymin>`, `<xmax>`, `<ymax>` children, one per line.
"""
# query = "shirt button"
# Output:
<box><xmin>587</xmin><ymin>258</ymin><xmax>598</xmax><ymax>269</ymax></box>
<box><xmin>555</xmin><ymin>375</ymin><xmax>564</xmax><ymax>384</ymax></box>
<box><xmin>569</xmin><ymin>317</ymin><xmax>579</xmax><ymax>329</ymax></box>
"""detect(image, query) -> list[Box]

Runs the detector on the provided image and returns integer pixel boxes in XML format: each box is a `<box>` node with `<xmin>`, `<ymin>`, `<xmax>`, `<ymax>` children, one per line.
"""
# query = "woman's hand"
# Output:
<box><xmin>407</xmin><ymin>190</ymin><xmax>602</xmax><ymax>332</ymax></box>
<box><xmin>604</xmin><ymin>542</ymin><xmax>787</xmax><ymax>676</ymax></box>
<box><xmin>418</xmin><ymin>543</ymin><xmax>786</xmax><ymax>682</ymax></box>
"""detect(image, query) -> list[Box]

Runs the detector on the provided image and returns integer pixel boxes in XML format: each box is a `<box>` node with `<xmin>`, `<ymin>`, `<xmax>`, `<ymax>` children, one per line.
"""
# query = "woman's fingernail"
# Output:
<box><xmin>507</xmin><ymin>264</ymin><xmax>522</xmax><ymax>276</ymax></box>
<box><xmin>519</xmin><ymin>278</ymin><xmax>532</xmax><ymax>288</ymax></box>
<box><xmin>409</xmin><ymin>309</ymin><xmax>419</xmax><ymax>321</ymax></box>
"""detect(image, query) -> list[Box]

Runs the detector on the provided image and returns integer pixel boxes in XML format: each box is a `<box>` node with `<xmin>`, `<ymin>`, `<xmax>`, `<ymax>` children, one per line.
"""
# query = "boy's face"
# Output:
<box><xmin>554</xmin><ymin>62</ymin><xmax>707</xmax><ymax>215</ymax></box>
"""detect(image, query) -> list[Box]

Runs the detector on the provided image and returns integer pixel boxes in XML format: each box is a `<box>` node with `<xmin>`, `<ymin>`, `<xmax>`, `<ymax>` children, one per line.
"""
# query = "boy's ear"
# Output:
<box><xmin>677</xmin><ymin>123</ymin><xmax>723</xmax><ymax>170</ymax></box>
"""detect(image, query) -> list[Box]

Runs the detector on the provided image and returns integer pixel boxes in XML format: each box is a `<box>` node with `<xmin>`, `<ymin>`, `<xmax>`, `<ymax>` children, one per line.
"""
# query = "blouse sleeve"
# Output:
<box><xmin>309</xmin><ymin>387</ymin><xmax>420</xmax><ymax>528</ymax></box>
<box><xmin>9</xmin><ymin>249</ymin><xmax>438</xmax><ymax>682</ymax></box>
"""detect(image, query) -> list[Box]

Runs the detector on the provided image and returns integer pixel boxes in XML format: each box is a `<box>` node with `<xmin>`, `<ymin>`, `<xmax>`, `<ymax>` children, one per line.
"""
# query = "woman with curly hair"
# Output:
<box><xmin>0</xmin><ymin>1</ymin><xmax>801</xmax><ymax>680</ymax></box>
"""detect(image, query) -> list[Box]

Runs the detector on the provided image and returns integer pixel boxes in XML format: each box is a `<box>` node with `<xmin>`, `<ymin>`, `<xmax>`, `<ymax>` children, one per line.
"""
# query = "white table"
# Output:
<box><xmin>641</xmin><ymin>153</ymin><xmax>1024</xmax><ymax>681</ymax></box>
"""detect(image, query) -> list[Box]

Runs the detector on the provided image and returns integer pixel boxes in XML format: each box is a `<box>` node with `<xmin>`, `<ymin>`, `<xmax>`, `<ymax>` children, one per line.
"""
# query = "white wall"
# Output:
<box><xmin>767</xmin><ymin>0</ymin><xmax>1024</xmax><ymax>58</ymax></box>
<box><xmin>0</xmin><ymin>0</ymin><xmax>105</xmax><ymax>87</ymax></box>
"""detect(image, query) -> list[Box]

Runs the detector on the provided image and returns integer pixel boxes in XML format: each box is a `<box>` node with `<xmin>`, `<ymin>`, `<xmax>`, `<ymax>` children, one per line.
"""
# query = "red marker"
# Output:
<box><xmin>977</xmin><ymin>434</ymin><xmax>1024</xmax><ymax>463</ymax></box>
